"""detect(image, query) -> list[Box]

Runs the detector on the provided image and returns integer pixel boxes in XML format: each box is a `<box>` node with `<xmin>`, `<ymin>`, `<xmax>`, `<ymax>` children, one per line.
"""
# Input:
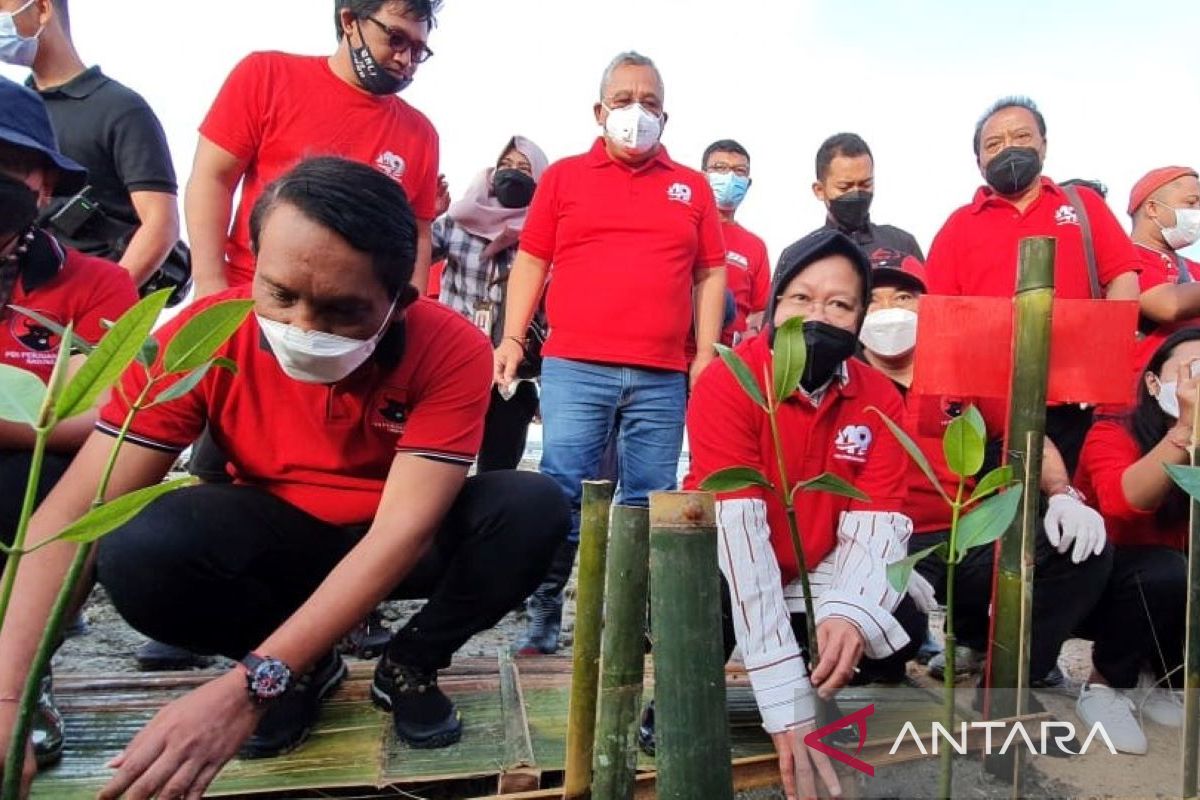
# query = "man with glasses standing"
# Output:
<box><xmin>186</xmin><ymin>0</ymin><xmax>442</xmax><ymax>298</ymax></box>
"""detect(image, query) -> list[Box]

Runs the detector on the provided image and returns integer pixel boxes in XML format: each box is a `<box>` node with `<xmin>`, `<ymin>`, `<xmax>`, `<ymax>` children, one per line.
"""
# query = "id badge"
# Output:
<box><xmin>472</xmin><ymin>301</ymin><xmax>494</xmax><ymax>336</ymax></box>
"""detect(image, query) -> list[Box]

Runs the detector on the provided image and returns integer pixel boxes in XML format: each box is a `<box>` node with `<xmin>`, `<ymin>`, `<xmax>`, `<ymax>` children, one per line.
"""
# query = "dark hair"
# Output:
<box><xmin>815</xmin><ymin>133</ymin><xmax>872</xmax><ymax>182</ymax></box>
<box><xmin>1125</xmin><ymin>327</ymin><xmax>1200</xmax><ymax>527</ymax></box>
<box><xmin>249</xmin><ymin>157</ymin><xmax>417</xmax><ymax>298</ymax></box>
<box><xmin>701</xmin><ymin>139</ymin><xmax>750</xmax><ymax>170</ymax></box>
<box><xmin>333</xmin><ymin>0</ymin><xmax>441</xmax><ymax>39</ymax></box>
<box><xmin>1059</xmin><ymin>178</ymin><xmax>1108</xmax><ymax>199</ymax></box>
<box><xmin>973</xmin><ymin>95</ymin><xmax>1046</xmax><ymax>157</ymax></box>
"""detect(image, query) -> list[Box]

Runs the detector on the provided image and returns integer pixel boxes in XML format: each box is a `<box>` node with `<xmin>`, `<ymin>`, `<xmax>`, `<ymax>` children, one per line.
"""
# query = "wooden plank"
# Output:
<box><xmin>497</xmin><ymin>649</ymin><xmax>541</xmax><ymax>794</ymax></box>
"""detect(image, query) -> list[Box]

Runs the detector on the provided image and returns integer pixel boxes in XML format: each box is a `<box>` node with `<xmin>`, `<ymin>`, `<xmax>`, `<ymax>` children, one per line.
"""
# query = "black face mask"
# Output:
<box><xmin>984</xmin><ymin>146</ymin><xmax>1042</xmax><ymax>196</ymax></box>
<box><xmin>349</xmin><ymin>21</ymin><xmax>410</xmax><ymax>95</ymax></box>
<box><xmin>800</xmin><ymin>320</ymin><xmax>859</xmax><ymax>393</ymax></box>
<box><xmin>493</xmin><ymin>169</ymin><xmax>536</xmax><ymax>209</ymax></box>
<box><xmin>828</xmin><ymin>190</ymin><xmax>873</xmax><ymax>232</ymax></box>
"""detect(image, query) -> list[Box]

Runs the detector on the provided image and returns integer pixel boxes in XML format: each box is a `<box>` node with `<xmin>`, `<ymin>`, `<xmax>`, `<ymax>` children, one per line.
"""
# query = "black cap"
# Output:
<box><xmin>766</xmin><ymin>229</ymin><xmax>872</xmax><ymax>330</ymax></box>
<box><xmin>0</xmin><ymin>77</ymin><xmax>87</xmax><ymax>196</ymax></box>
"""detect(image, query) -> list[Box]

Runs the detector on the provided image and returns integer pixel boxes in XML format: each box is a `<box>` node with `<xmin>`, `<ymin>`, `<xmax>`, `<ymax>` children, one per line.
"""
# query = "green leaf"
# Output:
<box><xmin>772</xmin><ymin>315</ymin><xmax>807</xmax><ymax>405</ymax></box>
<box><xmin>943</xmin><ymin>406</ymin><xmax>986</xmax><ymax>478</ymax></box>
<box><xmin>137</xmin><ymin>336</ymin><xmax>160</xmax><ymax>369</ymax></box>
<box><xmin>0</xmin><ymin>364</ymin><xmax>46</xmax><ymax>426</ymax></box>
<box><xmin>211</xmin><ymin>356</ymin><xmax>239</xmax><ymax>374</ymax></box>
<box><xmin>700</xmin><ymin>466</ymin><xmax>774</xmax><ymax>493</ymax></box>
<box><xmin>55</xmin><ymin>476</ymin><xmax>197</xmax><ymax>544</ymax></box>
<box><xmin>968</xmin><ymin>465</ymin><xmax>1015</xmax><ymax>504</ymax></box>
<box><xmin>791</xmin><ymin>471</ymin><xmax>871</xmax><ymax>503</ymax></box>
<box><xmin>713</xmin><ymin>343</ymin><xmax>766</xmax><ymax>408</ymax></box>
<box><xmin>162</xmin><ymin>299</ymin><xmax>253</xmax><ymax>374</ymax></box>
<box><xmin>151</xmin><ymin>362</ymin><xmax>215</xmax><ymax>406</ymax></box>
<box><xmin>9</xmin><ymin>305</ymin><xmax>94</xmax><ymax>354</ymax></box>
<box><xmin>55</xmin><ymin>289</ymin><xmax>170</xmax><ymax>420</ymax></box>
<box><xmin>866</xmin><ymin>406</ymin><xmax>952</xmax><ymax>505</ymax></box>
<box><xmin>955</xmin><ymin>485</ymin><xmax>1023</xmax><ymax>557</ymax></box>
<box><xmin>38</xmin><ymin>321</ymin><xmax>75</xmax><ymax>427</ymax></box>
<box><xmin>1165</xmin><ymin>464</ymin><xmax>1200</xmax><ymax>503</ymax></box>
<box><xmin>886</xmin><ymin>542</ymin><xmax>947</xmax><ymax>593</ymax></box>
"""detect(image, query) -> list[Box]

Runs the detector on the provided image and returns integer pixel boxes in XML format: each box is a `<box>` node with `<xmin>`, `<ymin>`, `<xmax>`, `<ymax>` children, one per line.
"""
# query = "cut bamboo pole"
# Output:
<box><xmin>564</xmin><ymin>480</ymin><xmax>615</xmax><ymax>800</ymax></box>
<box><xmin>497</xmin><ymin>649</ymin><xmax>539</xmax><ymax>793</ymax></box>
<box><xmin>985</xmin><ymin>236</ymin><xmax>1055</xmax><ymax>790</ymax></box>
<box><xmin>1181</xmin><ymin>386</ymin><xmax>1200</xmax><ymax>800</ymax></box>
<box><xmin>590</xmin><ymin>503</ymin><xmax>650</xmax><ymax>800</ymax></box>
<box><xmin>648</xmin><ymin>492</ymin><xmax>733</xmax><ymax>800</ymax></box>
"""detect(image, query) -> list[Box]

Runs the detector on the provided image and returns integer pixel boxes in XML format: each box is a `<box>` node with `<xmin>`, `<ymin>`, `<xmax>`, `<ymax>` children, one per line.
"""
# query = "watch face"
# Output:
<box><xmin>250</xmin><ymin>659</ymin><xmax>290</xmax><ymax>700</ymax></box>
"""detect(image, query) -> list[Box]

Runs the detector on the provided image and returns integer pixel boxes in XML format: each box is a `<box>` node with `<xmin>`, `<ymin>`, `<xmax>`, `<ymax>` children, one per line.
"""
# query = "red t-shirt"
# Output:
<box><xmin>2</xmin><ymin>238</ymin><xmax>137</xmax><ymax>382</ymax></box>
<box><xmin>1133</xmin><ymin>244</ymin><xmax>1200</xmax><ymax>368</ymax></box>
<box><xmin>199</xmin><ymin>52</ymin><xmax>440</xmax><ymax>286</ymax></box>
<box><xmin>519</xmin><ymin>138</ymin><xmax>726</xmax><ymax>372</ymax></box>
<box><xmin>97</xmin><ymin>291</ymin><xmax>492</xmax><ymax>526</ymax></box>
<box><xmin>684</xmin><ymin>334</ymin><xmax>908</xmax><ymax>584</ymax></box>
<box><xmin>721</xmin><ymin>220</ymin><xmax>771</xmax><ymax>341</ymax></box>
<box><xmin>1074</xmin><ymin>419</ymin><xmax>1186</xmax><ymax>551</ymax></box>
<box><xmin>926</xmin><ymin>178</ymin><xmax>1141</xmax><ymax>299</ymax></box>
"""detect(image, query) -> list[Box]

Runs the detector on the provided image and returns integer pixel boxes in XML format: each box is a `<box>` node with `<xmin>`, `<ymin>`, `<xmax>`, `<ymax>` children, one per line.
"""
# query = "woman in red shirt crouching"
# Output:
<box><xmin>1074</xmin><ymin>327</ymin><xmax>1199</xmax><ymax>754</ymax></box>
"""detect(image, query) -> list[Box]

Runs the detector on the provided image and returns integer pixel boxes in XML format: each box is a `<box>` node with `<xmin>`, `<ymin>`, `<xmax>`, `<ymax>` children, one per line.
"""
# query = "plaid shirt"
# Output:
<box><xmin>432</xmin><ymin>216</ymin><xmax>514</xmax><ymax>324</ymax></box>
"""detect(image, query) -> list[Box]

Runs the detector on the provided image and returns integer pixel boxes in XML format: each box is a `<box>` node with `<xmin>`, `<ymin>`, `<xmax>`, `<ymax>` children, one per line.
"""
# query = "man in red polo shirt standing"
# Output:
<box><xmin>1128</xmin><ymin>166</ymin><xmax>1200</xmax><ymax>360</ymax></box>
<box><xmin>683</xmin><ymin>229</ymin><xmax>930</xmax><ymax>798</ymax></box>
<box><xmin>0</xmin><ymin>158</ymin><xmax>568</xmax><ymax>798</ymax></box>
<box><xmin>495</xmin><ymin>51</ymin><xmax>727</xmax><ymax>655</ymax></box>
<box><xmin>186</xmin><ymin>0</ymin><xmax>442</xmax><ymax>298</ymax></box>
<box><xmin>925</xmin><ymin>95</ymin><xmax>1142</xmax><ymax>473</ymax></box>
<box><xmin>701</xmin><ymin>138</ymin><xmax>770</xmax><ymax>342</ymax></box>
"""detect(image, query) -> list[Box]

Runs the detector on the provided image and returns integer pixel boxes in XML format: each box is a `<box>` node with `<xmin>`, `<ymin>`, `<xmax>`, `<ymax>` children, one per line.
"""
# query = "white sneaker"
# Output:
<box><xmin>1076</xmin><ymin>683</ymin><xmax>1147</xmax><ymax>755</ymax></box>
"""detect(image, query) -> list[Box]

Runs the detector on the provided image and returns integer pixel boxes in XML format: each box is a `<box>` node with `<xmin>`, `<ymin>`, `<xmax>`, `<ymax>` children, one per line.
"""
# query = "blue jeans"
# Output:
<box><xmin>539</xmin><ymin>358</ymin><xmax>687</xmax><ymax>543</ymax></box>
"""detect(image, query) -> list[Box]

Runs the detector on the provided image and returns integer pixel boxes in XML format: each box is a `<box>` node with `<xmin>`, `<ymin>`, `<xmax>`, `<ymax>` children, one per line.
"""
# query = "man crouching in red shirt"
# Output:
<box><xmin>0</xmin><ymin>157</ymin><xmax>568</xmax><ymax>799</ymax></box>
<box><xmin>683</xmin><ymin>229</ymin><xmax>931</xmax><ymax>798</ymax></box>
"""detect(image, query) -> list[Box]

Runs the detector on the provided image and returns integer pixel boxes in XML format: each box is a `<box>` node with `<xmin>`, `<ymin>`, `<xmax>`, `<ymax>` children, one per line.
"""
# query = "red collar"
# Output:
<box><xmin>583</xmin><ymin>137</ymin><xmax>673</xmax><ymax>172</ymax></box>
<box><xmin>969</xmin><ymin>176</ymin><xmax>1063</xmax><ymax>215</ymax></box>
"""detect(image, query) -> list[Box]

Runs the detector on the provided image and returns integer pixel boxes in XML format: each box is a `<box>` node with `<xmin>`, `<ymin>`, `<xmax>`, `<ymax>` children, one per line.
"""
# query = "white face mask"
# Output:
<box><xmin>257</xmin><ymin>299</ymin><xmax>397</xmax><ymax>384</ymax></box>
<box><xmin>1158</xmin><ymin>206</ymin><xmax>1200</xmax><ymax>251</ymax></box>
<box><xmin>859</xmin><ymin>307</ymin><xmax>918</xmax><ymax>357</ymax></box>
<box><xmin>0</xmin><ymin>0</ymin><xmax>41</xmax><ymax>67</ymax></box>
<box><xmin>1155</xmin><ymin>380</ymin><xmax>1180</xmax><ymax>419</ymax></box>
<box><xmin>602</xmin><ymin>103</ymin><xmax>662</xmax><ymax>155</ymax></box>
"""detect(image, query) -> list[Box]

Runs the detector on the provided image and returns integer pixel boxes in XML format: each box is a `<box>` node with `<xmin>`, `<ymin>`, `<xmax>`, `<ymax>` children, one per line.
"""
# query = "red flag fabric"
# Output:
<box><xmin>911</xmin><ymin>296</ymin><xmax>1139</xmax><ymax>406</ymax></box>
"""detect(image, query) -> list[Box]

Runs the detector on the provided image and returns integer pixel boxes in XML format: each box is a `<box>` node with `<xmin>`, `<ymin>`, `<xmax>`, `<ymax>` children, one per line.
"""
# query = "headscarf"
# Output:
<box><xmin>447</xmin><ymin>135</ymin><xmax>549</xmax><ymax>250</ymax></box>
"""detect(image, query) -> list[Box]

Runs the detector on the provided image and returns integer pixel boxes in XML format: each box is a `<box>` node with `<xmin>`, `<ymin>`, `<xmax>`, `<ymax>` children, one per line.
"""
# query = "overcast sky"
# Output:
<box><xmin>4</xmin><ymin>0</ymin><xmax>1198</xmax><ymax>265</ymax></box>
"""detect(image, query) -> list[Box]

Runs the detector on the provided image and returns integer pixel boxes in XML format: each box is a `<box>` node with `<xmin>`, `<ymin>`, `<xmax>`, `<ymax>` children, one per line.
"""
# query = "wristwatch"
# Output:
<box><xmin>240</xmin><ymin>652</ymin><xmax>292</xmax><ymax>704</ymax></box>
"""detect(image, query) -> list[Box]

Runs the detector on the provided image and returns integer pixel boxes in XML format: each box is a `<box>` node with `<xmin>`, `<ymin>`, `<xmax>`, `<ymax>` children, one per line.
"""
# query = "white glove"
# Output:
<box><xmin>906</xmin><ymin>571</ymin><xmax>938</xmax><ymax>613</ymax></box>
<box><xmin>1043</xmin><ymin>492</ymin><xmax>1106</xmax><ymax>564</ymax></box>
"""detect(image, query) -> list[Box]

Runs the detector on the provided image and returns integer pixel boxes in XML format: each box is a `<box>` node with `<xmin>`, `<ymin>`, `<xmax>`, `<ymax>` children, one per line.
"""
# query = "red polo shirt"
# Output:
<box><xmin>1074</xmin><ymin>419</ymin><xmax>1185</xmax><ymax>551</ymax></box>
<box><xmin>1133</xmin><ymin>243</ymin><xmax>1200</xmax><ymax>369</ymax></box>
<box><xmin>926</xmin><ymin>178</ymin><xmax>1140</xmax><ymax>299</ymax></box>
<box><xmin>2</xmin><ymin>234</ymin><xmax>136</xmax><ymax>382</ymax></box>
<box><xmin>97</xmin><ymin>290</ymin><xmax>492</xmax><ymax>526</ymax></box>
<box><xmin>200</xmin><ymin>52</ymin><xmax>440</xmax><ymax>286</ymax></box>
<box><xmin>684</xmin><ymin>334</ymin><xmax>908</xmax><ymax>584</ymax></box>
<box><xmin>721</xmin><ymin>220</ymin><xmax>770</xmax><ymax>341</ymax></box>
<box><xmin>519</xmin><ymin>138</ymin><xmax>726</xmax><ymax>372</ymax></box>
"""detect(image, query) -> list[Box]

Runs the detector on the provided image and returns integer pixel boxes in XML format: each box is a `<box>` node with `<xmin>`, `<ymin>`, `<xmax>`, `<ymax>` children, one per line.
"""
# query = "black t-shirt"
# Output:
<box><xmin>818</xmin><ymin>218</ymin><xmax>925</xmax><ymax>267</ymax></box>
<box><xmin>31</xmin><ymin>66</ymin><xmax>177</xmax><ymax>259</ymax></box>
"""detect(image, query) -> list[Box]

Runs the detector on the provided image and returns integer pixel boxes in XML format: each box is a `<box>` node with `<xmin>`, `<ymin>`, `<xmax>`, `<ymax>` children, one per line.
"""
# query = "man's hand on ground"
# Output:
<box><xmin>809</xmin><ymin>618</ymin><xmax>865</xmax><ymax>699</ymax></box>
<box><xmin>99</xmin><ymin>671</ymin><xmax>262</xmax><ymax>800</ymax></box>
<box><xmin>771</xmin><ymin>724</ymin><xmax>843</xmax><ymax>800</ymax></box>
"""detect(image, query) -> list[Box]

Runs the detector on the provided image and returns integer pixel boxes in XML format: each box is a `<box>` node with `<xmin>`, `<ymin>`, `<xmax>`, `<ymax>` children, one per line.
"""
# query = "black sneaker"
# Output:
<box><xmin>238</xmin><ymin>652</ymin><xmax>348</xmax><ymax>760</ymax></box>
<box><xmin>134</xmin><ymin>639</ymin><xmax>212</xmax><ymax>671</ymax></box>
<box><xmin>372</xmin><ymin>654</ymin><xmax>462</xmax><ymax>748</ymax></box>
<box><xmin>31</xmin><ymin>674</ymin><xmax>64</xmax><ymax>769</ymax></box>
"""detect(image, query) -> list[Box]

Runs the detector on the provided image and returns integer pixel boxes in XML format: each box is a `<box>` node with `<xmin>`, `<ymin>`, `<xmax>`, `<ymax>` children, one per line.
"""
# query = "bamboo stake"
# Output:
<box><xmin>591</xmin><ymin>504</ymin><xmax>650</xmax><ymax>800</ymax></box>
<box><xmin>984</xmin><ymin>236</ymin><xmax>1055</xmax><ymax>790</ymax></box>
<box><xmin>1181</xmin><ymin>383</ymin><xmax>1200</xmax><ymax>800</ymax></box>
<box><xmin>648</xmin><ymin>492</ymin><xmax>733</xmax><ymax>800</ymax></box>
<box><xmin>564</xmin><ymin>480</ymin><xmax>614</xmax><ymax>800</ymax></box>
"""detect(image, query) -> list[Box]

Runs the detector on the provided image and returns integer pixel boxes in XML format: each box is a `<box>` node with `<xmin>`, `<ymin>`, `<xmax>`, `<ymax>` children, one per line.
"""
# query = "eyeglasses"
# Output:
<box><xmin>363</xmin><ymin>16</ymin><xmax>434</xmax><ymax>64</ymax></box>
<box><xmin>706</xmin><ymin>162</ymin><xmax>750</xmax><ymax>178</ymax></box>
<box><xmin>775</xmin><ymin>293</ymin><xmax>861</xmax><ymax>323</ymax></box>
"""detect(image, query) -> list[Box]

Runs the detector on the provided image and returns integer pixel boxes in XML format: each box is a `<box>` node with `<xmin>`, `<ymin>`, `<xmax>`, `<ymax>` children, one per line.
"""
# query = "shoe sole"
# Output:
<box><xmin>238</xmin><ymin>657</ymin><xmax>349</xmax><ymax>760</ymax></box>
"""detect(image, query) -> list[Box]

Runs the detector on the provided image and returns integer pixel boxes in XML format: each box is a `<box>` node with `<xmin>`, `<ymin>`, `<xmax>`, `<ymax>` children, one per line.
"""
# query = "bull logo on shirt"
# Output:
<box><xmin>379</xmin><ymin>398</ymin><xmax>407</xmax><ymax>424</ymax></box>
<box><xmin>10</xmin><ymin>313</ymin><xmax>60</xmax><ymax>352</ymax></box>
<box><xmin>375</xmin><ymin>151</ymin><xmax>407</xmax><ymax>181</ymax></box>
<box><xmin>666</xmin><ymin>182</ymin><xmax>693</xmax><ymax>204</ymax></box>
<box><xmin>940</xmin><ymin>397</ymin><xmax>964</xmax><ymax>420</ymax></box>
<box><xmin>833</xmin><ymin>424</ymin><xmax>873</xmax><ymax>461</ymax></box>
<box><xmin>370</xmin><ymin>388</ymin><xmax>409</xmax><ymax>436</ymax></box>
<box><xmin>1054</xmin><ymin>204</ymin><xmax>1079</xmax><ymax>226</ymax></box>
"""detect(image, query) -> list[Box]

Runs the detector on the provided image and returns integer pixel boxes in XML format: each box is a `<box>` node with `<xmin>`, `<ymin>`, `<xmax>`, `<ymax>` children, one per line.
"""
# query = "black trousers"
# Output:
<box><xmin>1080</xmin><ymin>546</ymin><xmax>1186</xmax><ymax>689</ymax></box>
<box><xmin>0</xmin><ymin>448</ymin><xmax>74</xmax><ymax>562</ymax></box>
<box><xmin>719</xmin><ymin>576</ymin><xmax>926</xmax><ymax>683</ymax></box>
<box><xmin>95</xmin><ymin>471</ymin><xmax>569</xmax><ymax>671</ymax></box>
<box><xmin>911</xmin><ymin>523</ymin><xmax>1113</xmax><ymax>680</ymax></box>
<box><xmin>478</xmin><ymin>383</ymin><xmax>539</xmax><ymax>473</ymax></box>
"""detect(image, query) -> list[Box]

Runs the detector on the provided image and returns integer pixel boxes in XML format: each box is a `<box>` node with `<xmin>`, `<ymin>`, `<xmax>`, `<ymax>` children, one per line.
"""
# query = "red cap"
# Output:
<box><xmin>871</xmin><ymin>254</ymin><xmax>927</xmax><ymax>293</ymax></box>
<box><xmin>1128</xmin><ymin>166</ymin><xmax>1198</xmax><ymax>216</ymax></box>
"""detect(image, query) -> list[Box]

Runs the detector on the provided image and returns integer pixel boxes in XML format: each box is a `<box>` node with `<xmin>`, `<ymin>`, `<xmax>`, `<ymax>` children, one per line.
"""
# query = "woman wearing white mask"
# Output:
<box><xmin>1073</xmin><ymin>327</ymin><xmax>1199</xmax><ymax>754</ymax></box>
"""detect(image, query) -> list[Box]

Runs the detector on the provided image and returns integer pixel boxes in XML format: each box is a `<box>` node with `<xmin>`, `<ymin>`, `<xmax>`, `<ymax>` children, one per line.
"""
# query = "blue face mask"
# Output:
<box><xmin>0</xmin><ymin>0</ymin><xmax>41</xmax><ymax>67</ymax></box>
<box><xmin>708</xmin><ymin>171</ymin><xmax>750</xmax><ymax>211</ymax></box>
